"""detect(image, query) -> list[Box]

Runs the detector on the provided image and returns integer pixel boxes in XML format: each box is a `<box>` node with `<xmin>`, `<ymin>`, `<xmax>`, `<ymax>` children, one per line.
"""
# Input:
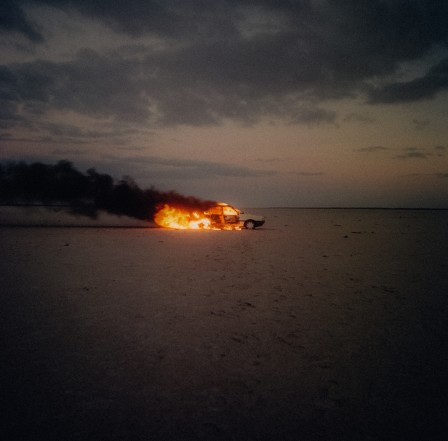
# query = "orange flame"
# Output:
<box><xmin>154</xmin><ymin>204</ymin><xmax>212</xmax><ymax>229</ymax></box>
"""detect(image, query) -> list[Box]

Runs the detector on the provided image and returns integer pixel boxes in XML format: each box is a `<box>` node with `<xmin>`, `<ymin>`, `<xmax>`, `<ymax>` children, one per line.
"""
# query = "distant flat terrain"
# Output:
<box><xmin>2</xmin><ymin>209</ymin><xmax>448</xmax><ymax>441</ymax></box>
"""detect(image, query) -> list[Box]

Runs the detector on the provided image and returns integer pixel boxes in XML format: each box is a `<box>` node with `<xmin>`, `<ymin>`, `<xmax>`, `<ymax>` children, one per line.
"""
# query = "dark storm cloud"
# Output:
<box><xmin>0</xmin><ymin>50</ymin><xmax>152</xmax><ymax>132</ymax></box>
<box><xmin>368</xmin><ymin>58</ymin><xmax>448</xmax><ymax>103</ymax></box>
<box><xmin>40</xmin><ymin>0</ymin><xmax>237</xmax><ymax>39</ymax></box>
<box><xmin>0</xmin><ymin>0</ymin><xmax>42</xmax><ymax>41</ymax></box>
<box><xmin>2</xmin><ymin>1</ymin><xmax>448</xmax><ymax>130</ymax></box>
<box><xmin>0</xmin><ymin>46</ymin><xmax>335</xmax><ymax>133</ymax></box>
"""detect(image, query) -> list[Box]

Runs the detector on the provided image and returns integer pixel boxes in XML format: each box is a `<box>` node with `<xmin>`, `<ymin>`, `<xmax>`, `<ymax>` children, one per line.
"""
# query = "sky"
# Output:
<box><xmin>1</xmin><ymin>0</ymin><xmax>448</xmax><ymax>208</ymax></box>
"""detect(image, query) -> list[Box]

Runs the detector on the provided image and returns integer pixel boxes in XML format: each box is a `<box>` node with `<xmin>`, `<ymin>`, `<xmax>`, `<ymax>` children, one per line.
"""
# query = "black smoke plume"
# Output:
<box><xmin>0</xmin><ymin>160</ymin><xmax>216</xmax><ymax>221</ymax></box>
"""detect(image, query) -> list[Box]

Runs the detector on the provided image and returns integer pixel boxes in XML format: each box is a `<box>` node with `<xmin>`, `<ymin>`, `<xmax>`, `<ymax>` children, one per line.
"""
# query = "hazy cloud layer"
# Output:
<box><xmin>2</xmin><ymin>0</ymin><xmax>448</xmax><ymax>137</ymax></box>
<box><xmin>395</xmin><ymin>146</ymin><xmax>448</xmax><ymax>159</ymax></box>
<box><xmin>105</xmin><ymin>155</ymin><xmax>278</xmax><ymax>180</ymax></box>
<box><xmin>0</xmin><ymin>151</ymin><xmax>277</xmax><ymax>182</ymax></box>
<box><xmin>401</xmin><ymin>172</ymin><xmax>448</xmax><ymax>178</ymax></box>
<box><xmin>357</xmin><ymin>145</ymin><xmax>447</xmax><ymax>159</ymax></box>
<box><xmin>357</xmin><ymin>146</ymin><xmax>391</xmax><ymax>153</ymax></box>
<box><xmin>294</xmin><ymin>171</ymin><xmax>324</xmax><ymax>177</ymax></box>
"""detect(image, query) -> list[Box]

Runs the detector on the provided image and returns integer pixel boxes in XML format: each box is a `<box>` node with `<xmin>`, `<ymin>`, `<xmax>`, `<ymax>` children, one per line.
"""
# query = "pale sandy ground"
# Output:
<box><xmin>1</xmin><ymin>209</ymin><xmax>448</xmax><ymax>441</ymax></box>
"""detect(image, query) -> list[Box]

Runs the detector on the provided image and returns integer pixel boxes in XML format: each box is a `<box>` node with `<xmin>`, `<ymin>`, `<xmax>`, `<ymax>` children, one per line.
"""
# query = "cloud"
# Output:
<box><xmin>2</xmin><ymin>1</ymin><xmax>448</xmax><ymax>133</ymax></box>
<box><xmin>343</xmin><ymin>112</ymin><xmax>375</xmax><ymax>124</ymax></box>
<box><xmin>356</xmin><ymin>145</ymin><xmax>448</xmax><ymax>159</ymax></box>
<box><xmin>397</xmin><ymin>151</ymin><xmax>428</xmax><ymax>159</ymax></box>
<box><xmin>48</xmin><ymin>147</ymin><xmax>87</xmax><ymax>155</ymax></box>
<box><xmin>412</xmin><ymin>118</ymin><xmax>431</xmax><ymax>130</ymax></box>
<box><xmin>356</xmin><ymin>146</ymin><xmax>390</xmax><ymax>153</ymax></box>
<box><xmin>104</xmin><ymin>155</ymin><xmax>278</xmax><ymax>180</ymax></box>
<box><xmin>0</xmin><ymin>50</ymin><xmax>154</xmax><ymax>134</ymax></box>
<box><xmin>0</xmin><ymin>0</ymin><xmax>43</xmax><ymax>42</ymax></box>
<box><xmin>394</xmin><ymin>147</ymin><xmax>429</xmax><ymax>159</ymax></box>
<box><xmin>36</xmin><ymin>0</ymin><xmax>235</xmax><ymax>39</ymax></box>
<box><xmin>294</xmin><ymin>171</ymin><xmax>324</xmax><ymax>177</ymax></box>
<box><xmin>40</xmin><ymin>122</ymin><xmax>147</xmax><ymax>143</ymax></box>
<box><xmin>368</xmin><ymin>58</ymin><xmax>448</xmax><ymax>104</ymax></box>
<box><xmin>3</xmin><ymin>1</ymin><xmax>447</xmax><ymax>209</ymax></box>
<box><xmin>256</xmin><ymin>157</ymin><xmax>290</xmax><ymax>163</ymax></box>
<box><xmin>394</xmin><ymin>146</ymin><xmax>448</xmax><ymax>159</ymax></box>
<box><xmin>400</xmin><ymin>172</ymin><xmax>448</xmax><ymax>179</ymax></box>
<box><xmin>0</xmin><ymin>45</ymin><xmax>336</xmax><ymax>134</ymax></box>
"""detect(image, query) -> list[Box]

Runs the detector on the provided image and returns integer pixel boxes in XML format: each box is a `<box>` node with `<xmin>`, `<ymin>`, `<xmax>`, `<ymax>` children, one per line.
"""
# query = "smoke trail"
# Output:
<box><xmin>0</xmin><ymin>160</ymin><xmax>216</xmax><ymax>221</ymax></box>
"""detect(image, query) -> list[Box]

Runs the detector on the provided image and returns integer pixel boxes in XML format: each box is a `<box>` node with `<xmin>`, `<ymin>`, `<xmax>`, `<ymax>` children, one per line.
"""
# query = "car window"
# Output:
<box><xmin>223</xmin><ymin>206</ymin><xmax>238</xmax><ymax>216</ymax></box>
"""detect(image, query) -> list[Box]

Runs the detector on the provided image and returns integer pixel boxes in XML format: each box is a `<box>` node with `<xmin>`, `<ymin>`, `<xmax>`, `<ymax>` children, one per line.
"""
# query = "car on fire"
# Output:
<box><xmin>204</xmin><ymin>203</ymin><xmax>265</xmax><ymax>229</ymax></box>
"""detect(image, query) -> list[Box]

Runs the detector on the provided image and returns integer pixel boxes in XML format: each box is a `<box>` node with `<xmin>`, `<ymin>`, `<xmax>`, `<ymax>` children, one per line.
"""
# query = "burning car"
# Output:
<box><xmin>204</xmin><ymin>203</ymin><xmax>265</xmax><ymax>229</ymax></box>
<box><xmin>154</xmin><ymin>202</ymin><xmax>265</xmax><ymax>230</ymax></box>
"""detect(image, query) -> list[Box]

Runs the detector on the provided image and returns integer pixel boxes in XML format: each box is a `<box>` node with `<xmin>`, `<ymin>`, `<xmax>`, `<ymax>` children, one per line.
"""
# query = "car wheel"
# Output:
<box><xmin>244</xmin><ymin>220</ymin><xmax>256</xmax><ymax>229</ymax></box>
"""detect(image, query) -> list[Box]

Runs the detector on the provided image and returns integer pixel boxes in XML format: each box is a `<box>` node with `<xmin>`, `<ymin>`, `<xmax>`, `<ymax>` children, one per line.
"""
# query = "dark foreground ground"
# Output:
<box><xmin>1</xmin><ymin>209</ymin><xmax>448</xmax><ymax>440</ymax></box>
